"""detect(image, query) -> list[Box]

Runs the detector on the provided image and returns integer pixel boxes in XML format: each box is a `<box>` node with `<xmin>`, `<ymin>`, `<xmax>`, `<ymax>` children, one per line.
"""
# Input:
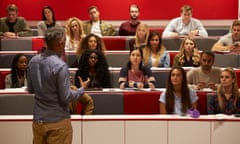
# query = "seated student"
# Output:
<box><xmin>143</xmin><ymin>31</ymin><xmax>170</xmax><ymax>67</ymax></box>
<box><xmin>162</xmin><ymin>5</ymin><xmax>208</xmax><ymax>38</ymax></box>
<box><xmin>83</xmin><ymin>6</ymin><xmax>116</xmax><ymax>37</ymax></box>
<box><xmin>211</xmin><ymin>20</ymin><xmax>240</xmax><ymax>52</ymax></box>
<box><xmin>118</xmin><ymin>47</ymin><xmax>156</xmax><ymax>89</ymax></box>
<box><xmin>187</xmin><ymin>51</ymin><xmax>222</xmax><ymax>90</ymax></box>
<box><xmin>0</xmin><ymin>4</ymin><xmax>32</xmax><ymax>38</ymax></box>
<box><xmin>74</xmin><ymin>49</ymin><xmax>111</xmax><ymax>88</ymax></box>
<box><xmin>65</xmin><ymin>17</ymin><xmax>85</xmax><ymax>51</ymax></box>
<box><xmin>129</xmin><ymin>23</ymin><xmax>149</xmax><ymax>50</ymax></box>
<box><xmin>76</xmin><ymin>33</ymin><xmax>106</xmax><ymax>58</ymax></box>
<box><xmin>5</xmin><ymin>53</ymin><xmax>28</xmax><ymax>88</ymax></box>
<box><xmin>173</xmin><ymin>36</ymin><xmax>200</xmax><ymax>67</ymax></box>
<box><xmin>73</xmin><ymin>34</ymin><xmax>106</xmax><ymax>67</ymax></box>
<box><xmin>208</xmin><ymin>67</ymin><xmax>240</xmax><ymax>115</ymax></box>
<box><xmin>119</xmin><ymin>4</ymin><xmax>140</xmax><ymax>36</ymax></box>
<box><xmin>37</xmin><ymin>6</ymin><xmax>62</xmax><ymax>36</ymax></box>
<box><xmin>159</xmin><ymin>66</ymin><xmax>199</xmax><ymax>115</ymax></box>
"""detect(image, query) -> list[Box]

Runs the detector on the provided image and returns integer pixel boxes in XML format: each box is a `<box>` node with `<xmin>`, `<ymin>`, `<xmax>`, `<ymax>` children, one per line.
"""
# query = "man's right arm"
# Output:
<box><xmin>162</xmin><ymin>19</ymin><xmax>179</xmax><ymax>38</ymax></box>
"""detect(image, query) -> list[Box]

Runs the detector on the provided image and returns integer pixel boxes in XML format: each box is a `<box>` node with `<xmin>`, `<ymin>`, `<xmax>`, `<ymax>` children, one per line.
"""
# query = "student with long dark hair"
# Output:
<box><xmin>118</xmin><ymin>47</ymin><xmax>156</xmax><ymax>89</ymax></box>
<box><xmin>37</xmin><ymin>5</ymin><xmax>61</xmax><ymax>36</ymax></box>
<box><xmin>5</xmin><ymin>53</ymin><xmax>28</xmax><ymax>88</ymax></box>
<box><xmin>159</xmin><ymin>67</ymin><xmax>198</xmax><ymax>114</ymax></box>
<box><xmin>75</xmin><ymin>49</ymin><xmax>110</xmax><ymax>88</ymax></box>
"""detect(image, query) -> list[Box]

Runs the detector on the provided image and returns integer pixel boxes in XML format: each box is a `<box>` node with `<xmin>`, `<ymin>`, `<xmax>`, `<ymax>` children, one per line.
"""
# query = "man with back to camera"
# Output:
<box><xmin>27</xmin><ymin>27</ymin><xmax>93</xmax><ymax>144</ymax></box>
<box><xmin>0</xmin><ymin>4</ymin><xmax>32</xmax><ymax>38</ymax></box>
<box><xmin>187</xmin><ymin>51</ymin><xmax>221</xmax><ymax>91</ymax></box>
<box><xmin>119</xmin><ymin>4</ymin><xmax>140</xmax><ymax>36</ymax></box>
<box><xmin>211</xmin><ymin>20</ymin><xmax>240</xmax><ymax>52</ymax></box>
<box><xmin>162</xmin><ymin>5</ymin><xmax>208</xmax><ymax>38</ymax></box>
<box><xmin>83</xmin><ymin>5</ymin><xmax>116</xmax><ymax>37</ymax></box>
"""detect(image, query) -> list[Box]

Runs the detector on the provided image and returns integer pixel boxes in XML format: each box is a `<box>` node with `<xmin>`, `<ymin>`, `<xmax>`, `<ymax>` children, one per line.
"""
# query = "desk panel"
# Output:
<box><xmin>0</xmin><ymin>94</ymin><xmax>34</xmax><ymax>115</ymax></box>
<box><xmin>82</xmin><ymin>120</ymin><xmax>124</xmax><ymax>144</ymax></box>
<box><xmin>1</xmin><ymin>38</ymin><xmax>33</xmax><ymax>51</ymax></box>
<box><xmin>125</xmin><ymin>120</ymin><xmax>167</xmax><ymax>144</ymax></box>
<box><xmin>163</xmin><ymin>37</ymin><xmax>219</xmax><ymax>51</ymax></box>
<box><xmin>214</xmin><ymin>53</ymin><xmax>239</xmax><ymax>67</ymax></box>
<box><xmin>211</xmin><ymin>121</ymin><xmax>240</xmax><ymax>144</ymax></box>
<box><xmin>168</xmin><ymin>121</ymin><xmax>211</xmax><ymax>144</ymax></box>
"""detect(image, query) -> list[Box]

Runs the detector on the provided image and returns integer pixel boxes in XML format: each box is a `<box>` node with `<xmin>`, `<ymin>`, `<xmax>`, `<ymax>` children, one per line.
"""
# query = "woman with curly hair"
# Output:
<box><xmin>208</xmin><ymin>67</ymin><xmax>240</xmax><ymax>115</ymax></box>
<box><xmin>5</xmin><ymin>54</ymin><xmax>28</xmax><ymax>88</ymax></box>
<box><xmin>173</xmin><ymin>36</ymin><xmax>200</xmax><ymax>67</ymax></box>
<box><xmin>74</xmin><ymin>49</ymin><xmax>110</xmax><ymax>88</ymax></box>
<box><xmin>76</xmin><ymin>34</ymin><xmax>106</xmax><ymax>58</ymax></box>
<box><xmin>159</xmin><ymin>66</ymin><xmax>198</xmax><ymax>114</ymax></box>
<box><xmin>143</xmin><ymin>31</ymin><xmax>170</xmax><ymax>68</ymax></box>
<box><xmin>65</xmin><ymin>17</ymin><xmax>85</xmax><ymax>51</ymax></box>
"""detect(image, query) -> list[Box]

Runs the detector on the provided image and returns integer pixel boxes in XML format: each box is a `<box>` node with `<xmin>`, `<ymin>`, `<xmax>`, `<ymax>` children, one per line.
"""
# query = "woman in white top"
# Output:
<box><xmin>159</xmin><ymin>66</ymin><xmax>198</xmax><ymax>115</ymax></box>
<box><xmin>65</xmin><ymin>17</ymin><xmax>85</xmax><ymax>51</ymax></box>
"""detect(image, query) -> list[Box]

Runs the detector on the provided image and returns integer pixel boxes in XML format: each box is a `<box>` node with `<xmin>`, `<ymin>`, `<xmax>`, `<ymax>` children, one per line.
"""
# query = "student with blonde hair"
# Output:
<box><xmin>65</xmin><ymin>17</ymin><xmax>85</xmax><ymax>51</ymax></box>
<box><xmin>129</xmin><ymin>23</ymin><xmax>149</xmax><ymax>50</ymax></box>
<box><xmin>173</xmin><ymin>36</ymin><xmax>200</xmax><ymax>67</ymax></box>
<box><xmin>208</xmin><ymin>67</ymin><xmax>240</xmax><ymax>114</ymax></box>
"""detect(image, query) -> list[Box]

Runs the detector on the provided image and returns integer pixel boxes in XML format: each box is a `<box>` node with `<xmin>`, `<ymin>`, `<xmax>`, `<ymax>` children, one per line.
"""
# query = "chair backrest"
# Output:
<box><xmin>0</xmin><ymin>71</ymin><xmax>10</xmax><ymax>89</ymax></box>
<box><xmin>89</xmin><ymin>92</ymin><xmax>124</xmax><ymax>114</ymax></box>
<box><xmin>123</xmin><ymin>91</ymin><xmax>161</xmax><ymax>114</ymax></box>
<box><xmin>102</xmin><ymin>37</ymin><xmax>127</xmax><ymax>50</ymax></box>
<box><xmin>0</xmin><ymin>94</ymin><xmax>34</xmax><ymax>115</ymax></box>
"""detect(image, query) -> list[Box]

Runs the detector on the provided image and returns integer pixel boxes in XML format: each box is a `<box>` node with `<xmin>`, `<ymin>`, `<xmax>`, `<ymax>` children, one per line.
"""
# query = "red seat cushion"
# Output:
<box><xmin>149</xmin><ymin>28</ymin><xmax>164</xmax><ymax>35</ymax></box>
<box><xmin>123</xmin><ymin>91</ymin><xmax>161</xmax><ymax>114</ymax></box>
<box><xmin>197</xmin><ymin>92</ymin><xmax>207</xmax><ymax>114</ymax></box>
<box><xmin>0</xmin><ymin>71</ymin><xmax>11</xmax><ymax>89</ymax></box>
<box><xmin>32</xmin><ymin>38</ymin><xmax>45</xmax><ymax>51</ymax></box>
<box><xmin>102</xmin><ymin>37</ymin><xmax>126</xmax><ymax>50</ymax></box>
<box><xmin>169</xmin><ymin>51</ymin><xmax>178</xmax><ymax>67</ymax></box>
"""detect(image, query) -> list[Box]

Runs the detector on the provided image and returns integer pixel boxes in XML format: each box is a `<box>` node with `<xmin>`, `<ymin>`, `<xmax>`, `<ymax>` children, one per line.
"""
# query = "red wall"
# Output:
<box><xmin>0</xmin><ymin>0</ymin><xmax>238</xmax><ymax>20</ymax></box>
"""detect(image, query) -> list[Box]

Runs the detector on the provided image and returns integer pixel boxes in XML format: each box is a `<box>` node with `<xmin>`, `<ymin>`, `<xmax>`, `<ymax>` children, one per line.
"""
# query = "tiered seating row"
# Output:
<box><xmin>1</xmin><ymin>50</ymin><xmax>239</xmax><ymax>68</ymax></box>
<box><xmin>0</xmin><ymin>90</ymin><xmax>209</xmax><ymax>115</ymax></box>
<box><xmin>1</xmin><ymin>51</ymin><xmax>240</xmax><ymax>89</ymax></box>
<box><xmin>1</xmin><ymin>66</ymin><xmax>240</xmax><ymax>89</ymax></box>
<box><xmin>0</xmin><ymin>36</ymin><xmax>219</xmax><ymax>51</ymax></box>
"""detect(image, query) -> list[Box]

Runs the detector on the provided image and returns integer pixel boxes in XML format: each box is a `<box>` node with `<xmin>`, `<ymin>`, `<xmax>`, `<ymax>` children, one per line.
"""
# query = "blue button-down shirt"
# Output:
<box><xmin>162</xmin><ymin>17</ymin><xmax>208</xmax><ymax>38</ymax></box>
<box><xmin>27</xmin><ymin>49</ymin><xmax>84</xmax><ymax>122</ymax></box>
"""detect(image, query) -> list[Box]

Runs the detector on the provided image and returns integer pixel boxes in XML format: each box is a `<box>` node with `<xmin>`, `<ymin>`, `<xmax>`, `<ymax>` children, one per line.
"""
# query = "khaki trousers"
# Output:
<box><xmin>32</xmin><ymin>118</ymin><xmax>72</xmax><ymax>144</ymax></box>
<box><xmin>69</xmin><ymin>93</ymin><xmax>94</xmax><ymax>115</ymax></box>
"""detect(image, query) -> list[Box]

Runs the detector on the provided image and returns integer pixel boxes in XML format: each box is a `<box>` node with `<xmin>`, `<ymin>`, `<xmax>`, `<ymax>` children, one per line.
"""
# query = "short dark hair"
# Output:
<box><xmin>200</xmin><ymin>50</ymin><xmax>215</xmax><ymax>59</ymax></box>
<box><xmin>88</xmin><ymin>6</ymin><xmax>98</xmax><ymax>13</ymax></box>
